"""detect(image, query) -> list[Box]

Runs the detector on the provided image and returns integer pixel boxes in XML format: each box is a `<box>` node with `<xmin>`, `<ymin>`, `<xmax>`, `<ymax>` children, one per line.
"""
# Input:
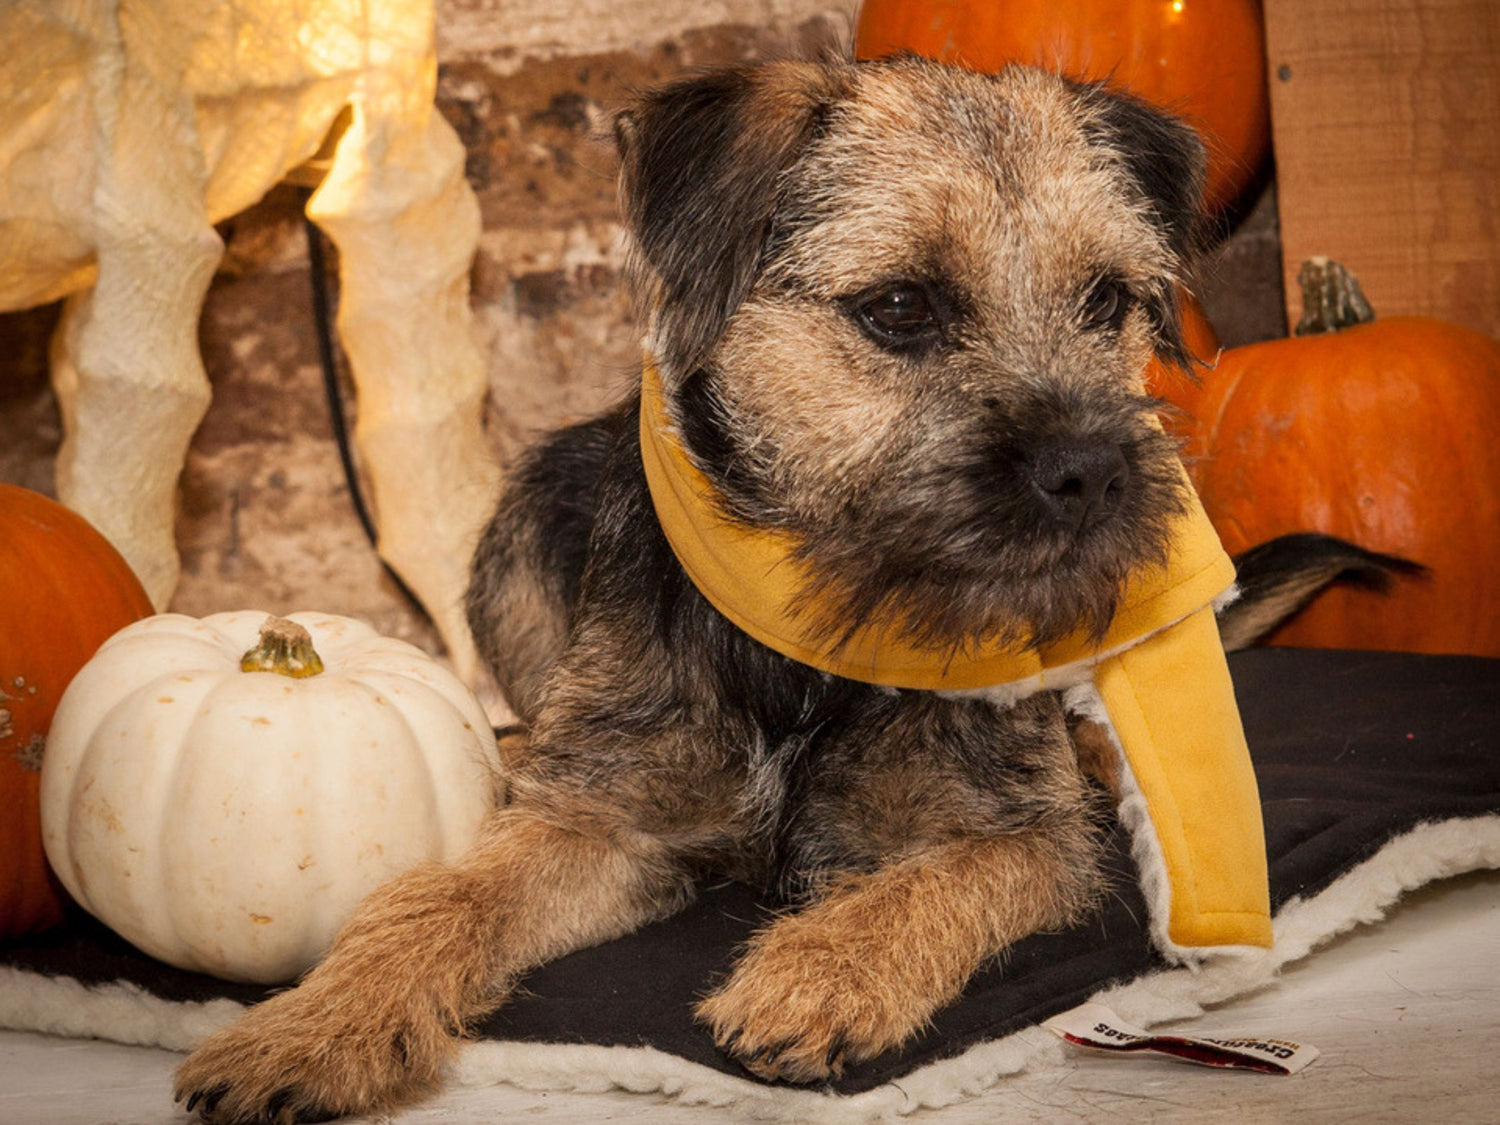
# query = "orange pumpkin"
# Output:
<box><xmin>1183</xmin><ymin>262</ymin><xmax>1500</xmax><ymax>656</ymax></box>
<box><xmin>0</xmin><ymin>483</ymin><xmax>155</xmax><ymax>937</ymax></box>
<box><xmin>854</xmin><ymin>0</ymin><xmax>1271</xmax><ymax>216</ymax></box>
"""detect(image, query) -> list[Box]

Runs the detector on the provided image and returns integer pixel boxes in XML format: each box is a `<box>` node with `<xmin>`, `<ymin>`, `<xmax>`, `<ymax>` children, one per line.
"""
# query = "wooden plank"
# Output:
<box><xmin>1263</xmin><ymin>0</ymin><xmax>1500</xmax><ymax>337</ymax></box>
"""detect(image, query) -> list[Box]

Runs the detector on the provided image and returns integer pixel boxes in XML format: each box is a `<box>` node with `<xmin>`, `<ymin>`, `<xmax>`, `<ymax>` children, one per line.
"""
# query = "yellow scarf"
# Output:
<box><xmin>639</xmin><ymin>359</ymin><xmax>1272</xmax><ymax>951</ymax></box>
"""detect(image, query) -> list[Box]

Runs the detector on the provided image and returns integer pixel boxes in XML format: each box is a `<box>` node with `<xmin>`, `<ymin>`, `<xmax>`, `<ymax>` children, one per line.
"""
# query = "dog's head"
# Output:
<box><xmin>617</xmin><ymin>56</ymin><xmax>1206</xmax><ymax>652</ymax></box>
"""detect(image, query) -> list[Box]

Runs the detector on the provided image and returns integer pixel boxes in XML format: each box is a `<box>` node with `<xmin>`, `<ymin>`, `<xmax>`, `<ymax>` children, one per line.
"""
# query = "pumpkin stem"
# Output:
<box><xmin>240</xmin><ymin>617</ymin><xmax>325</xmax><ymax>678</ymax></box>
<box><xmin>1294</xmin><ymin>257</ymin><xmax>1376</xmax><ymax>336</ymax></box>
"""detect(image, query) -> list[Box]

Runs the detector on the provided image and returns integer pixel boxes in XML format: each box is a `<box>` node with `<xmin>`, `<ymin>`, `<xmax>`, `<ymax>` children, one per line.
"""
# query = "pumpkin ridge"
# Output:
<box><xmin>1199</xmin><ymin>355</ymin><xmax>1246</xmax><ymax>465</ymax></box>
<box><xmin>153</xmin><ymin>671</ymin><xmax>232</xmax><ymax>970</ymax></box>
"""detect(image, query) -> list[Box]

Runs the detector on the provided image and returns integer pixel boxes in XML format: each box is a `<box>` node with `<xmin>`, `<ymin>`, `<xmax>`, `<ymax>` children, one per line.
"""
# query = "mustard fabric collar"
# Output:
<box><xmin>638</xmin><ymin>357</ymin><xmax>1272</xmax><ymax>951</ymax></box>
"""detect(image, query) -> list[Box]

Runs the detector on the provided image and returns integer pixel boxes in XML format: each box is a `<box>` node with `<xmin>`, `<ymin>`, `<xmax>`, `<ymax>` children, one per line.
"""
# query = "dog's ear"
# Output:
<box><xmin>616</xmin><ymin>62</ymin><xmax>846</xmax><ymax>376</ymax></box>
<box><xmin>1075</xmin><ymin>82</ymin><xmax>1208</xmax><ymax>260</ymax></box>
<box><xmin>1074</xmin><ymin>82</ymin><xmax>1208</xmax><ymax>371</ymax></box>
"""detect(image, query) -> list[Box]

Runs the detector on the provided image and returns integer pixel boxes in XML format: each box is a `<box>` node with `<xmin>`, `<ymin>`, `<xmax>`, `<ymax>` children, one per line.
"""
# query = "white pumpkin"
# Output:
<box><xmin>40</xmin><ymin>611</ymin><xmax>502</xmax><ymax>984</ymax></box>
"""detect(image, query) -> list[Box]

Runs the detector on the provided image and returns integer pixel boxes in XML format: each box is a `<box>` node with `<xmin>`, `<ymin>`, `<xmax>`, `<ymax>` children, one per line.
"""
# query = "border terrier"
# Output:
<box><xmin>177</xmin><ymin>54</ymin><xmax>1402</xmax><ymax>1122</ymax></box>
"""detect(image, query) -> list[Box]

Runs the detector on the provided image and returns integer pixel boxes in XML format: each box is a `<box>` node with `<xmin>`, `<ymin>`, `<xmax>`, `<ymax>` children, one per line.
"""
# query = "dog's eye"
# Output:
<box><xmin>854</xmin><ymin>285</ymin><xmax>940</xmax><ymax>348</ymax></box>
<box><xmin>1082</xmin><ymin>279</ymin><xmax>1131</xmax><ymax>330</ymax></box>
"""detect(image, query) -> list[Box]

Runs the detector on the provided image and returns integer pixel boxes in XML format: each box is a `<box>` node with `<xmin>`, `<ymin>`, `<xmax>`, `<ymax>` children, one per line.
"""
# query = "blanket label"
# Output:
<box><xmin>1043</xmin><ymin>1003</ymin><xmax>1319</xmax><ymax>1075</ymax></box>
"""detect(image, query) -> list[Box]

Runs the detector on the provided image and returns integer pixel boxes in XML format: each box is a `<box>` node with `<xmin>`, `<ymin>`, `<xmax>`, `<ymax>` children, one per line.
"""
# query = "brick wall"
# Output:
<box><xmin>0</xmin><ymin>0</ymin><xmax>1281</xmax><ymax>669</ymax></box>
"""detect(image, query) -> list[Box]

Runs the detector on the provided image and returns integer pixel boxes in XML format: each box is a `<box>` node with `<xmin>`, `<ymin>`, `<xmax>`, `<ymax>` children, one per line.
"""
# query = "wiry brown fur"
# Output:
<box><xmin>175</xmin><ymin>56</ymin><xmax>1383</xmax><ymax>1123</ymax></box>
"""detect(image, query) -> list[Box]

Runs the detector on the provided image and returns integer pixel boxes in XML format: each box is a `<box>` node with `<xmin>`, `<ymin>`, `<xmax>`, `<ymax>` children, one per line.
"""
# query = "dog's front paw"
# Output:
<box><xmin>175</xmin><ymin>982</ymin><xmax>450</xmax><ymax>1124</ymax></box>
<box><xmin>695</xmin><ymin>919</ymin><xmax>935</xmax><ymax>1084</ymax></box>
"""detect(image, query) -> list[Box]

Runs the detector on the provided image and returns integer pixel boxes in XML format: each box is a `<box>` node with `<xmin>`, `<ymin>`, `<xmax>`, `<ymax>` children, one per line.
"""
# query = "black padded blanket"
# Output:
<box><xmin>2</xmin><ymin>648</ymin><xmax>1497</xmax><ymax>1110</ymax></box>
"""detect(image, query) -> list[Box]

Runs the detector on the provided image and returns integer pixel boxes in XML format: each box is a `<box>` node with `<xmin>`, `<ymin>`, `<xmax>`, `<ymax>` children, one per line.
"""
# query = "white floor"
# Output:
<box><xmin>3</xmin><ymin>869</ymin><xmax>1498</xmax><ymax>1125</ymax></box>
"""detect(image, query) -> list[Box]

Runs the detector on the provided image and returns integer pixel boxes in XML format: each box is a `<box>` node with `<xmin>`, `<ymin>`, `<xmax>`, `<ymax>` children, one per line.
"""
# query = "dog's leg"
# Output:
<box><xmin>697</xmin><ymin>828</ymin><xmax>1094</xmax><ymax>1083</ymax></box>
<box><xmin>175</xmin><ymin>805</ymin><xmax>691</xmax><ymax>1123</ymax></box>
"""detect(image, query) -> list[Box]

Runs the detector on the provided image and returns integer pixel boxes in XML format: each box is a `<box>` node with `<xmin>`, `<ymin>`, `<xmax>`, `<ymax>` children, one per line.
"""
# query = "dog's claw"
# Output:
<box><xmin>825</xmin><ymin>1033</ymin><xmax>848</xmax><ymax>1071</ymax></box>
<box><xmin>265</xmin><ymin>1088</ymin><xmax>294</xmax><ymax>1124</ymax></box>
<box><xmin>180</xmin><ymin>1086</ymin><xmax>228</xmax><ymax>1122</ymax></box>
<box><xmin>208</xmin><ymin>1089</ymin><xmax>229</xmax><ymax>1115</ymax></box>
<box><xmin>761</xmin><ymin>1038</ymin><xmax>795</xmax><ymax>1067</ymax></box>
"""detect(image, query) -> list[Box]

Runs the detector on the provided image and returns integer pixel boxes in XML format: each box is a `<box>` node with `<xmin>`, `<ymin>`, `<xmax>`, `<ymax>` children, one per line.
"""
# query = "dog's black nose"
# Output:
<box><xmin>1025</xmin><ymin>438</ymin><xmax>1130</xmax><ymax>532</ymax></box>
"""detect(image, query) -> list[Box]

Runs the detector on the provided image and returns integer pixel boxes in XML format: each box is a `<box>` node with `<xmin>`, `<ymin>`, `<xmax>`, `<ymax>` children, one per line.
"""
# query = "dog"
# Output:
<box><xmin>176</xmin><ymin>54</ymin><xmax>1409</xmax><ymax>1122</ymax></box>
